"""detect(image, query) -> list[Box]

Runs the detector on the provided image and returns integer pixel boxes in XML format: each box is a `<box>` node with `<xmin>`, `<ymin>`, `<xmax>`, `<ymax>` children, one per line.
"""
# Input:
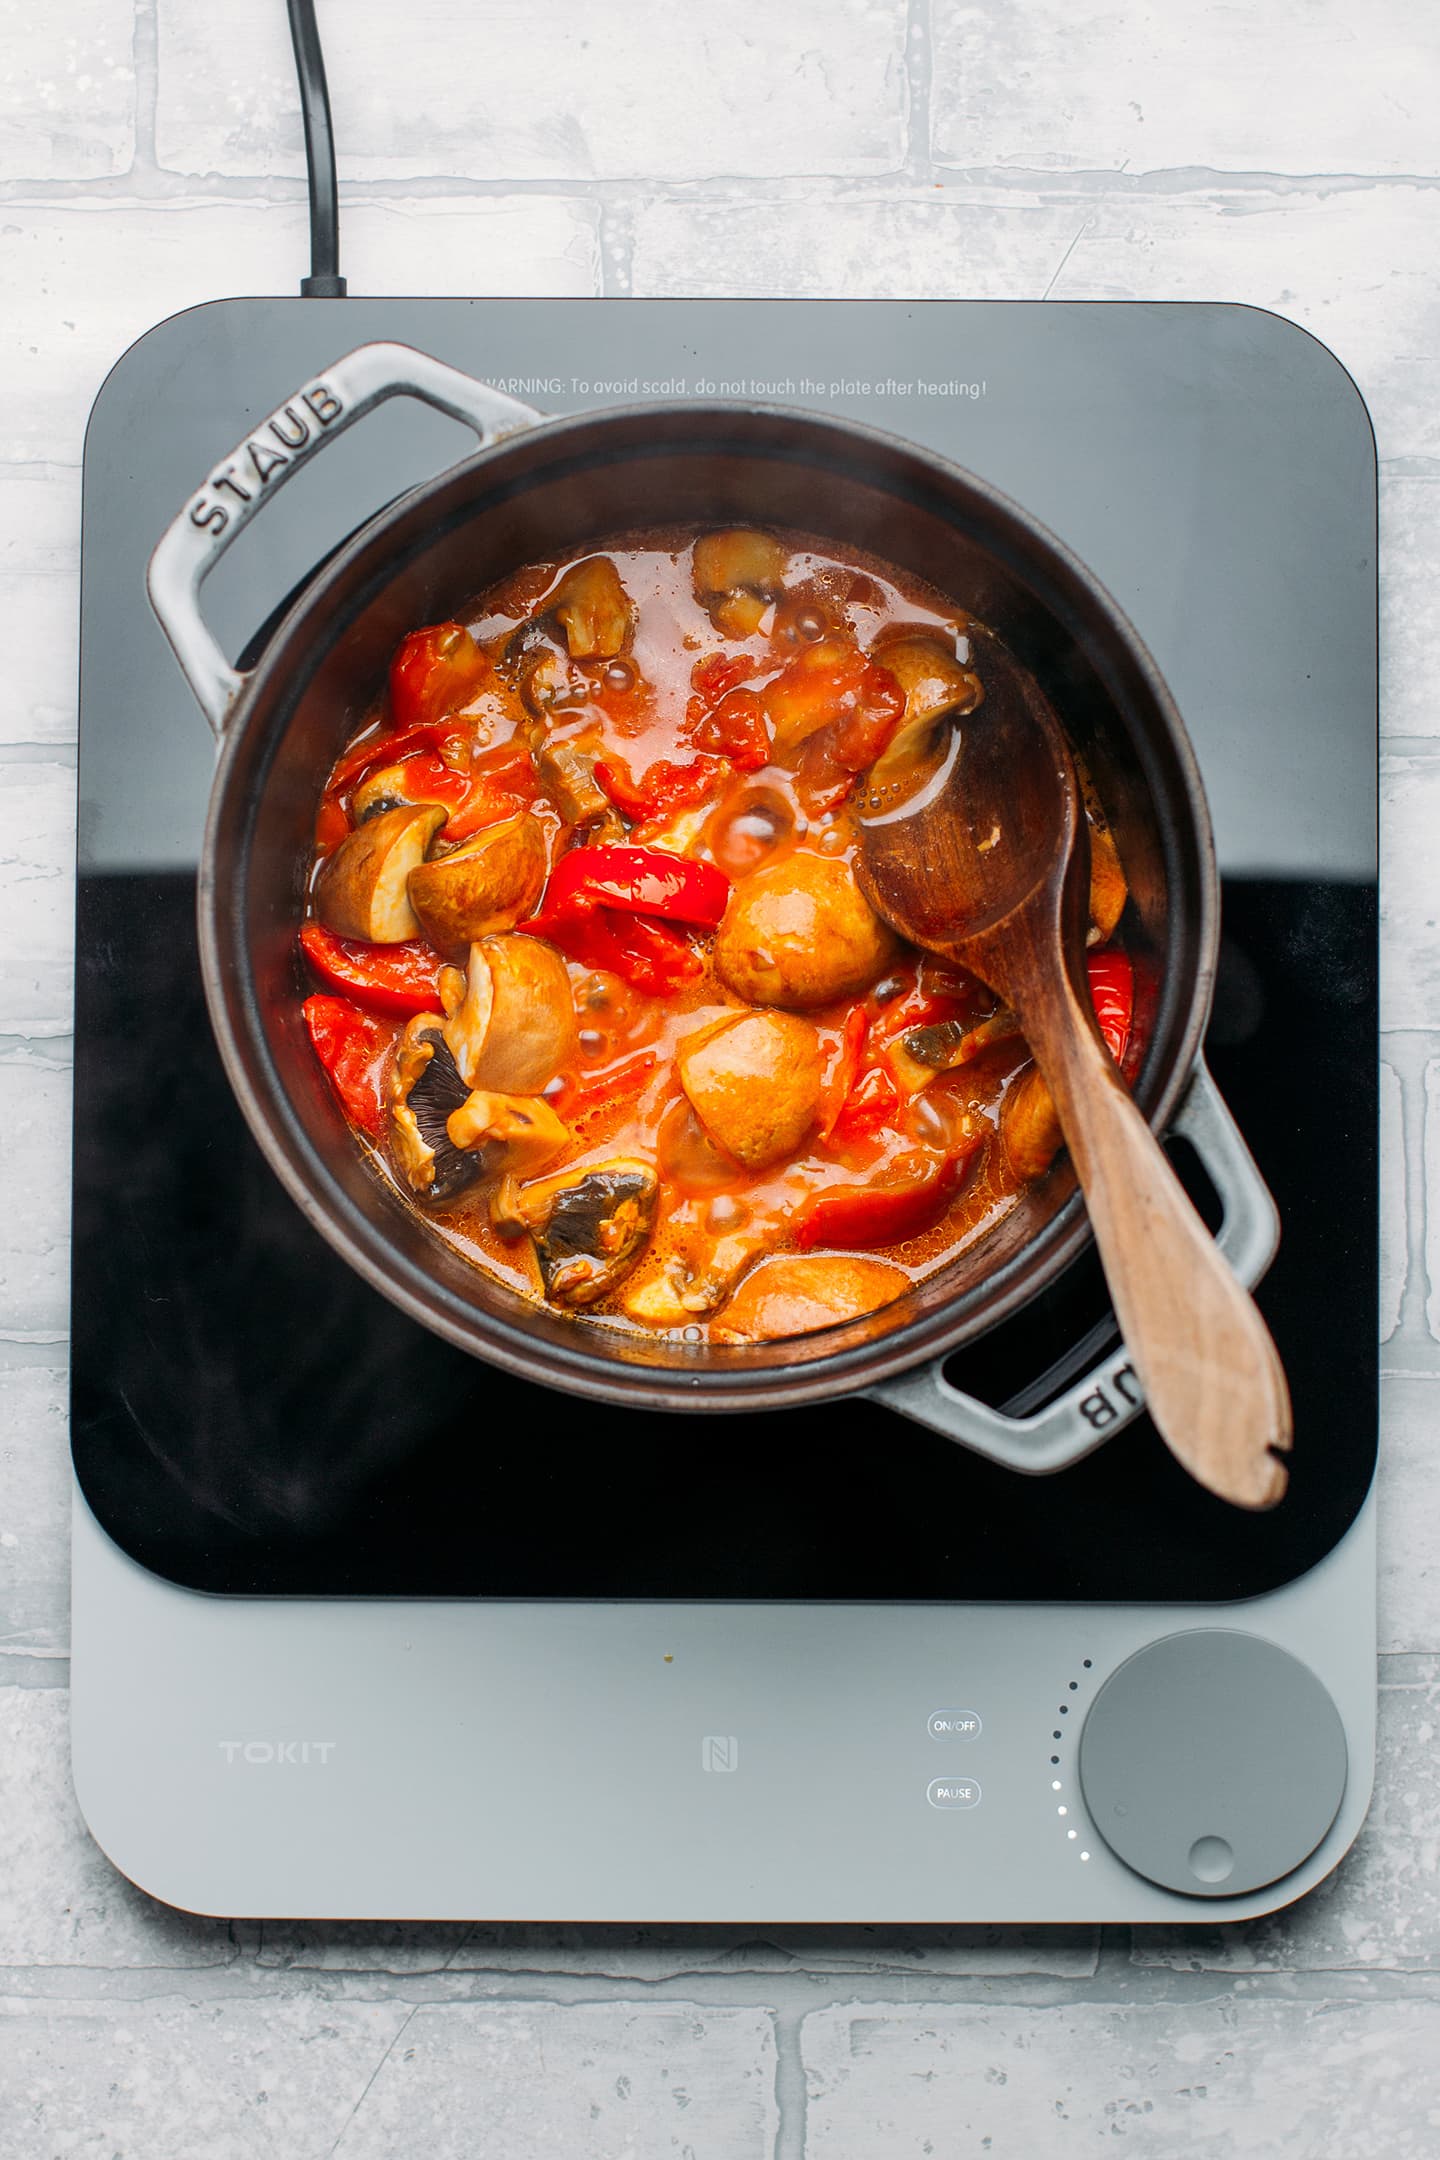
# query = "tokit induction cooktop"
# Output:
<box><xmin>69</xmin><ymin>297</ymin><xmax>1377</xmax><ymax>1921</ymax></box>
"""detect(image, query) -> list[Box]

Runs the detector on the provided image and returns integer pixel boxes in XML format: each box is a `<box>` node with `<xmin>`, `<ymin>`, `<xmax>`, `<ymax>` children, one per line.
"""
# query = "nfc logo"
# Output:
<box><xmin>701</xmin><ymin>1734</ymin><xmax>739</xmax><ymax>1773</ymax></box>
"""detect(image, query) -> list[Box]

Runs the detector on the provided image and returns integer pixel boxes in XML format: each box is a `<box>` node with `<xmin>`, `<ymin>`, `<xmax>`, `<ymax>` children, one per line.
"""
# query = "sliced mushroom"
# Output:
<box><xmin>622</xmin><ymin>1226</ymin><xmax>775</xmax><ymax>1326</ymax></box>
<box><xmin>711</xmin><ymin>1254</ymin><xmax>910</xmax><ymax>1342</ymax></box>
<box><xmin>714</xmin><ymin>853</ymin><xmax>898</xmax><ymax>1009</ymax></box>
<box><xmin>387</xmin><ymin>1016</ymin><xmax>485</xmax><ymax>1201</ymax></box>
<box><xmin>863</xmin><ymin>635</ymin><xmax>984</xmax><ymax>797</ymax></box>
<box><xmin>902</xmin><ymin>1008</ymin><xmax>1022</xmax><ymax>1074</ymax></box>
<box><xmin>692</xmin><ymin>529</ymin><xmax>789</xmax><ymax>636</ymax></box>
<box><xmin>445</xmin><ymin>1089</ymin><xmax>571</xmax><ymax>1179</ymax></box>
<box><xmin>1087</xmin><ymin>821</ymin><xmax>1128</xmax><ymax>944</ymax></box>
<box><xmin>313</xmin><ymin>803</ymin><xmax>447</xmax><ymax>943</ymax></box>
<box><xmin>502</xmin><ymin>618</ymin><xmax>586</xmax><ymax>716</ymax></box>
<box><xmin>535</xmin><ymin>737</ymin><xmax>609</xmax><ymax>826</ymax></box>
<box><xmin>442</xmin><ymin>932</ymin><xmax>578</xmax><ymax>1094</ymax></box>
<box><xmin>352</xmin><ymin>760</ymin><xmax>446</xmax><ymax>823</ymax></box>
<box><xmin>406</xmin><ymin>813</ymin><xmax>547</xmax><ymax>956</ymax></box>
<box><xmin>677</xmin><ymin>1009</ymin><xmax>823</xmax><ymax>1170</ymax></box>
<box><xmin>549</xmin><ymin>556</ymin><xmax>635</xmax><ymax>660</ymax></box>
<box><xmin>497</xmin><ymin>1156</ymin><xmax>658</xmax><ymax>1306</ymax></box>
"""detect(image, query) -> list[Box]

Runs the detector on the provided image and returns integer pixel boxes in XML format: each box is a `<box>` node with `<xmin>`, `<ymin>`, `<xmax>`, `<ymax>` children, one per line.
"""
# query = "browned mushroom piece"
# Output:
<box><xmin>406</xmin><ymin>813</ymin><xmax>547</xmax><ymax>955</ymax></box>
<box><xmin>711</xmin><ymin>1253</ymin><xmax>911</xmax><ymax>1342</ymax></box>
<box><xmin>387</xmin><ymin>1016</ymin><xmax>485</xmax><ymax>1201</ymax></box>
<box><xmin>534</xmin><ymin>736</ymin><xmax>626</xmax><ymax>845</ymax></box>
<box><xmin>692</xmin><ymin>528</ymin><xmax>790</xmax><ymax>637</ymax></box>
<box><xmin>444</xmin><ymin>1089</ymin><xmax>571</xmax><ymax>1179</ymax></box>
<box><xmin>999</xmin><ymin>1061</ymin><xmax>1064</xmax><ymax>1183</ymax></box>
<box><xmin>863</xmin><ymin>634</ymin><xmax>984</xmax><ymax>797</ymax></box>
<box><xmin>677</xmin><ymin>1009</ymin><xmax>823</xmax><ymax>1169</ymax></box>
<box><xmin>549</xmin><ymin>556</ymin><xmax>636</xmax><ymax>660</ymax></box>
<box><xmin>443</xmin><ymin>932</ymin><xmax>578</xmax><ymax>1095</ymax></box>
<box><xmin>352</xmin><ymin>760</ymin><xmax>450</xmax><ymax>823</ymax></box>
<box><xmin>313</xmin><ymin>803</ymin><xmax>447</xmax><ymax>943</ymax></box>
<box><xmin>714</xmin><ymin>852</ymin><xmax>898</xmax><ymax>1009</ymax></box>
<box><xmin>495</xmin><ymin>1157</ymin><xmax>659</xmax><ymax>1307</ymax></box>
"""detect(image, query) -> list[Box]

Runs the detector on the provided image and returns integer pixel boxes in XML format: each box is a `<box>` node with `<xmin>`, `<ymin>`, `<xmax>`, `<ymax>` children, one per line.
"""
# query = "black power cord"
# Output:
<box><xmin>286</xmin><ymin>0</ymin><xmax>347</xmax><ymax>297</ymax></box>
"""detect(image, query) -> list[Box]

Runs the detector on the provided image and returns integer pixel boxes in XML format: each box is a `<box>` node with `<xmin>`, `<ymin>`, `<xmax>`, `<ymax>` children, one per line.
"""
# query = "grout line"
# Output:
<box><xmin>772</xmin><ymin>2004</ymin><xmax>807</xmax><ymax>2160</ymax></box>
<box><xmin>2</xmin><ymin>167</ymin><xmax>1440</xmax><ymax>208</ymax></box>
<box><xmin>131</xmin><ymin>0</ymin><xmax>159</xmax><ymax>179</ymax></box>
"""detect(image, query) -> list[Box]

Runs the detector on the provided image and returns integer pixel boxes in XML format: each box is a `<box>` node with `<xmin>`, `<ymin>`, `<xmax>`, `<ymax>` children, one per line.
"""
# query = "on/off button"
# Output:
<box><xmin>927</xmin><ymin>1709</ymin><xmax>982</xmax><ymax>1740</ymax></box>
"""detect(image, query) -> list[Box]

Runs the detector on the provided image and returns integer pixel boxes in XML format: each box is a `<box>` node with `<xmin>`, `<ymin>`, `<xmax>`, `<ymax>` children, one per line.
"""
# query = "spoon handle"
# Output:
<box><xmin>1023</xmin><ymin>977</ymin><xmax>1292</xmax><ymax>1509</ymax></box>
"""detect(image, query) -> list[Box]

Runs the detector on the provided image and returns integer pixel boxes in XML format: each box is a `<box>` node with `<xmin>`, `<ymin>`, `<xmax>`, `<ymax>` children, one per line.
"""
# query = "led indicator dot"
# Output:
<box><xmin>1068</xmin><ymin>1681</ymin><xmax>1079</xmax><ymax>1691</ymax></box>
<box><xmin>1051</xmin><ymin>1780</ymin><xmax>1062</xmax><ymax>1790</ymax></box>
<box><xmin>1068</xmin><ymin>1829</ymin><xmax>1078</xmax><ymax>1840</ymax></box>
<box><xmin>1083</xmin><ymin>1660</ymin><xmax>1093</xmax><ymax>1670</ymax></box>
<box><xmin>1080</xmin><ymin>1850</ymin><xmax>1092</xmax><ymax>1862</ymax></box>
<box><xmin>1050</xmin><ymin>1755</ymin><xmax>1060</xmax><ymax>1765</ymax></box>
<box><xmin>1058</xmin><ymin>1805</ymin><xmax>1068</xmax><ymax>1816</ymax></box>
<box><xmin>1053</xmin><ymin>1731</ymin><xmax>1062</xmax><ymax>1740</ymax></box>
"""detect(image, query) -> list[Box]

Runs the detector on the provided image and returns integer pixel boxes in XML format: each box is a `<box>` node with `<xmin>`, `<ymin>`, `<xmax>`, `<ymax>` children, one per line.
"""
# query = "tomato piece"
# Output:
<box><xmin>688</xmin><ymin>687</ymin><xmax>772</xmax><ymax>772</ymax></box>
<box><xmin>388</xmin><ymin>621</ymin><xmax>492</xmax><ymax>731</ymax></box>
<box><xmin>792</xmin><ymin>661</ymin><xmax>905</xmax><ymax>814</ymax></box>
<box><xmin>831</xmin><ymin>1063</ymin><xmax>901</xmax><ymax>1145</ymax></box>
<box><xmin>595</xmin><ymin>754</ymin><xmax>727</xmax><ymax>823</ymax></box>
<box><xmin>1087</xmin><ymin>948</ymin><xmax>1133</xmax><ymax>1065</ymax></box>
<box><xmin>301</xmin><ymin>994</ymin><xmax>395</xmax><ymax>1138</ymax></box>
<box><xmin>300</xmin><ymin>923</ymin><xmax>446</xmax><ymax>1019</ymax></box>
<box><xmin>792</xmin><ymin>1142</ymin><xmax>982</xmax><ymax>1252</ymax></box>
<box><xmin>443</xmin><ymin>744</ymin><xmax>538</xmax><ymax>842</ymax></box>
<box><xmin>762</xmin><ymin>641</ymin><xmax>903</xmax><ymax>760</ymax></box>
<box><xmin>691</xmin><ymin>651</ymin><xmax>754</xmax><ymax>705</ymax></box>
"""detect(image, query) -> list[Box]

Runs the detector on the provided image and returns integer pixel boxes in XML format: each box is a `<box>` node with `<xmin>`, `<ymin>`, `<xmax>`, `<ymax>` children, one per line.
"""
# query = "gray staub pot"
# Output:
<box><xmin>148</xmin><ymin>340</ymin><xmax>1278</xmax><ymax>1475</ymax></box>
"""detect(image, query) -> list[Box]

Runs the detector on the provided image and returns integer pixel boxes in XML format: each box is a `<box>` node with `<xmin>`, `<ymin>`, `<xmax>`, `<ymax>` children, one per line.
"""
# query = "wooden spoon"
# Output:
<box><xmin>855</xmin><ymin>639</ymin><xmax>1291</xmax><ymax>1511</ymax></box>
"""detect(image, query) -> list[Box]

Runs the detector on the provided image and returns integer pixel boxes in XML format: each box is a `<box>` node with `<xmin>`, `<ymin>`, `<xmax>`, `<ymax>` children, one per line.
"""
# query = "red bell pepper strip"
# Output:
<box><xmin>558</xmin><ymin>1050</ymin><xmax>659</xmax><ymax>1120</ymax></box>
<box><xmin>539</xmin><ymin>844</ymin><xmax>730</xmax><ymax>927</ymax></box>
<box><xmin>1087</xmin><ymin>948</ymin><xmax>1133</xmax><ymax>1066</ymax></box>
<box><xmin>330</xmin><ymin>721</ymin><xmax>458</xmax><ymax>795</ymax></box>
<box><xmin>389</xmin><ymin>621</ymin><xmax>492</xmax><ymax>731</ymax></box>
<box><xmin>819</xmin><ymin>1006</ymin><xmax>869</xmax><ymax>1141</ymax></box>
<box><xmin>595</xmin><ymin>754</ymin><xmax>727</xmax><ymax>823</ymax></box>
<box><xmin>792</xmin><ymin>1139</ymin><xmax>982</xmax><ymax>1253</ymax></box>
<box><xmin>532</xmin><ymin>903</ymin><xmax>702</xmax><ymax>995</ymax></box>
<box><xmin>299</xmin><ymin>923</ymin><xmax>447</xmax><ymax>1020</ymax></box>
<box><xmin>528</xmin><ymin>844</ymin><xmax>729</xmax><ymax>995</ymax></box>
<box><xmin>301</xmin><ymin>994</ymin><xmax>394</xmax><ymax>1138</ymax></box>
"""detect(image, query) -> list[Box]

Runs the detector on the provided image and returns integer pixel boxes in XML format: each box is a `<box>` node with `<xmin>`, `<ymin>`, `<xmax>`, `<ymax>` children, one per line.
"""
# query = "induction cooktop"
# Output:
<box><xmin>69</xmin><ymin>297</ymin><xmax>1377</xmax><ymax>1921</ymax></box>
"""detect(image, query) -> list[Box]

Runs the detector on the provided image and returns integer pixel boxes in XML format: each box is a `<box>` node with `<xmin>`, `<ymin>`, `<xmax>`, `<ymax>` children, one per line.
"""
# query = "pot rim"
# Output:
<box><xmin>196</xmin><ymin>396</ymin><xmax>1219</xmax><ymax>1412</ymax></box>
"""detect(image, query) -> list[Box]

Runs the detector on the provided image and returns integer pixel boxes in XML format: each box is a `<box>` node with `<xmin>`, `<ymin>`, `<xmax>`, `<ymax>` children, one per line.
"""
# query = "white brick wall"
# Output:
<box><xmin>3</xmin><ymin>0</ymin><xmax>1440</xmax><ymax>2149</ymax></box>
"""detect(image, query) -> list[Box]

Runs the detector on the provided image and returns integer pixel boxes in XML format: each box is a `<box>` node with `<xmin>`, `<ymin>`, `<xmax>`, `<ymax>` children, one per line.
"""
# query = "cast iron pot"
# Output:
<box><xmin>148</xmin><ymin>341</ymin><xmax>1278</xmax><ymax>1477</ymax></box>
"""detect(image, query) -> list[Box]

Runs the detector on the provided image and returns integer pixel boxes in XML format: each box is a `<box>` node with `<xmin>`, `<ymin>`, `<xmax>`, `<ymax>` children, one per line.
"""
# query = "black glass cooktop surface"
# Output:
<box><xmin>71</xmin><ymin>298</ymin><xmax>1378</xmax><ymax>1600</ymax></box>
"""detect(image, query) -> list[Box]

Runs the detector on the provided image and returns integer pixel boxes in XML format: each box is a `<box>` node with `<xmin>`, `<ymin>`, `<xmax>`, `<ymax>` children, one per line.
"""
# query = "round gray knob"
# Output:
<box><xmin>1078</xmin><ymin>1630</ymin><xmax>1347</xmax><ymax>1898</ymax></box>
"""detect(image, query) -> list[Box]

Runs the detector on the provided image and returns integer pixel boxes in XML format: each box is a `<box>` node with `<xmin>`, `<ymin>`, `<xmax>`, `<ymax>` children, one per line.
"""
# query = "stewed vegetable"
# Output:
<box><xmin>299</xmin><ymin>528</ymin><xmax>1137</xmax><ymax>1341</ymax></box>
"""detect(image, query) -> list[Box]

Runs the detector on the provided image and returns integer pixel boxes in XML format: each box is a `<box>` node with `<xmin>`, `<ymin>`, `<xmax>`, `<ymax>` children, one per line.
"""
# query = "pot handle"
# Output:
<box><xmin>864</xmin><ymin>1059</ymin><xmax>1281</xmax><ymax>1475</ymax></box>
<box><xmin>146</xmin><ymin>341</ymin><xmax>545</xmax><ymax>737</ymax></box>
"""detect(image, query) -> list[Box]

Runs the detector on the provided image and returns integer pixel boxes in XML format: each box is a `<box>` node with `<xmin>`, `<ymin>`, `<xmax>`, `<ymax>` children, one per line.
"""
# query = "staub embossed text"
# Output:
<box><xmin>187</xmin><ymin>379</ymin><xmax>344</xmax><ymax>537</ymax></box>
